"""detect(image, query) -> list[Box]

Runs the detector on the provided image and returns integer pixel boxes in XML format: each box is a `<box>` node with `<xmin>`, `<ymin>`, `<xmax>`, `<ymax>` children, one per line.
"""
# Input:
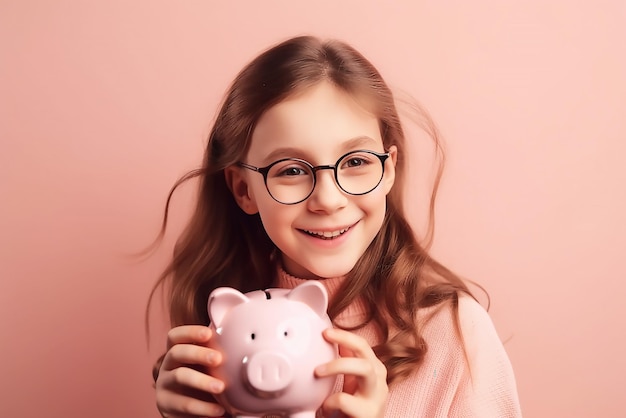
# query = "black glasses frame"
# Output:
<box><xmin>238</xmin><ymin>149</ymin><xmax>390</xmax><ymax>205</ymax></box>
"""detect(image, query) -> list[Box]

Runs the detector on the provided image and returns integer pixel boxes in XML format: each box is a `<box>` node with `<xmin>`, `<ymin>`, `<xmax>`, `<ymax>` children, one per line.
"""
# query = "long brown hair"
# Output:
<box><xmin>147</xmin><ymin>35</ymin><xmax>473</xmax><ymax>385</ymax></box>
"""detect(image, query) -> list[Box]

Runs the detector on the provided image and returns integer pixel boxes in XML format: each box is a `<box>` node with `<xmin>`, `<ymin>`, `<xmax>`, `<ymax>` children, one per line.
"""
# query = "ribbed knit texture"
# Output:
<box><xmin>276</xmin><ymin>268</ymin><xmax>523</xmax><ymax>417</ymax></box>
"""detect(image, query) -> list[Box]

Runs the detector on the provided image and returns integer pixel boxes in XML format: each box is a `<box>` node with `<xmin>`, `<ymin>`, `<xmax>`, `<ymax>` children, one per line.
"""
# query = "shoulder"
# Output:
<box><xmin>452</xmin><ymin>294</ymin><xmax>523</xmax><ymax>417</ymax></box>
<box><xmin>419</xmin><ymin>293</ymin><xmax>496</xmax><ymax>347</ymax></box>
<box><xmin>421</xmin><ymin>293</ymin><xmax>505</xmax><ymax>349</ymax></box>
<box><xmin>456</xmin><ymin>294</ymin><xmax>503</xmax><ymax>352</ymax></box>
<box><xmin>428</xmin><ymin>293</ymin><xmax>516</xmax><ymax>378</ymax></box>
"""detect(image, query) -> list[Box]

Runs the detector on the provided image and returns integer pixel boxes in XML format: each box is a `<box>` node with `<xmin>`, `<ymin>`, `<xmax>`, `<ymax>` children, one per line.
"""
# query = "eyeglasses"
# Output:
<box><xmin>238</xmin><ymin>150</ymin><xmax>390</xmax><ymax>205</ymax></box>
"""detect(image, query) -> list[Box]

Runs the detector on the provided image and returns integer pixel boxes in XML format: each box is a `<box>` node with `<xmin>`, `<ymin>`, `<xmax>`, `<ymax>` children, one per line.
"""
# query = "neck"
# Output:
<box><xmin>275</xmin><ymin>266</ymin><xmax>369</xmax><ymax>326</ymax></box>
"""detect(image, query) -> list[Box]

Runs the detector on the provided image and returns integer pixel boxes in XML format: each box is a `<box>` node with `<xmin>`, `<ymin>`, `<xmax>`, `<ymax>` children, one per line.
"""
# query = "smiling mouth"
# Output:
<box><xmin>301</xmin><ymin>226</ymin><xmax>351</xmax><ymax>240</ymax></box>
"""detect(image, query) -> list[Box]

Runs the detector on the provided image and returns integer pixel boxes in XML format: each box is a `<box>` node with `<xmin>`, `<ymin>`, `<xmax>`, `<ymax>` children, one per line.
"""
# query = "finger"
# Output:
<box><xmin>316</xmin><ymin>357</ymin><xmax>373</xmax><ymax>379</ymax></box>
<box><xmin>156</xmin><ymin>389</ymin><xmax>226</xmax><ymax>417</ymax></box>
<box><xmin>160</xmin><ymin>366</ymin><xmax>225</xmax><ymax>395</ymax></box>
<box><xmin>320</xmin><ymin>329</ymin><xmax>387</xmax><ymax>389</ymax></box>
<box><xmin>322</xmin><ymin>328</ymin><xmax>377</xmax><ymax>360</ymax></box>
<box><xmin>338</xmin><ymin>344</ymin><xmax>355</xmax><ymax>359</ymax></box>
<box><xmin>316</xmin><ymin>357</ymin><xmax>382</xmax><ymax>396</ymax></box>
<box><xmin>322</xmin><ymin>391</ymin><xmax>380</xmax><ymax>418</ymax></box>
<box><xmin>161</xmin><ymin>343</ymin><xmax>223</xmax><ymax>372</ymax></box>
<box><xmin>167</xmin><ymin>325</ymin><xmax>212</xmax><ymax>349</ymax></box>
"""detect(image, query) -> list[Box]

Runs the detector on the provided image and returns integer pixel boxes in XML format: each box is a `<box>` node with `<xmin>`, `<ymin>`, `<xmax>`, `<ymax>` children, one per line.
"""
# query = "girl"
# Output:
<box><xmin>150</xmin><ymin>36</ymin><xmax>522</xmax><ymax>417</ymax></box>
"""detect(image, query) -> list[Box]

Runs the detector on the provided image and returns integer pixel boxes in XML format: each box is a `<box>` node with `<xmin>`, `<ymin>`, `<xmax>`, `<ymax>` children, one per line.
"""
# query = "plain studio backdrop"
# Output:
<box><xmin>1</xmin><ymin>1</ymin><xmax>624</xmax><ymax>417</ymax></box>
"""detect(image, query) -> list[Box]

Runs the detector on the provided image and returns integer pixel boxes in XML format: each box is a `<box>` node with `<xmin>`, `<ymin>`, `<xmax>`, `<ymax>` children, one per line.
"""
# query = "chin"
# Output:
<box><xmin>281</xmin><ymin>261</ymin><xmax>349</xmax><ymax>280</ymax></box>
<box><xmin>303</xmin><ymin>262</ymin><xmax>356</xmax><ymax>280</ymax></box>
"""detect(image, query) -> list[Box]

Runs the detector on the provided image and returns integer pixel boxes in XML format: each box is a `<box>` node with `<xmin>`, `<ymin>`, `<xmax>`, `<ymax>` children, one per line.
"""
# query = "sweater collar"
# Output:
<box><xmin>275</xmin><ymin>265</ymin><xmax>368</xmax><ymax>323</ymax></box>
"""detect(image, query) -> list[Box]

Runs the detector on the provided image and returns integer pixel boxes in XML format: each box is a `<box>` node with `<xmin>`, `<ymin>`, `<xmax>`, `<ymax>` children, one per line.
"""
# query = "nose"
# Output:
<box><xmin>306</xmin><ymin>169</ymin><xmax>348</xmax><ymax>213</ymax></box>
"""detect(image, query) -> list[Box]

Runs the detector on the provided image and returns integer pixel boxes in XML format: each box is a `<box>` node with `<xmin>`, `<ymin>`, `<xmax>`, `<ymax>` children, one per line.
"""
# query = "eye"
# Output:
<box><xmin>345</xmin><ymin>157</ymin><xmax>366</xmax><ymax>167</ymax></box>
<box><xmin>251</xmin><ymin>333</ymin><xmax>256</xmax><ymax>340</ymax></box>
<box><xmin>341</xmin><ymin>154</ymin><xmax>374</xmax><ymax>169</ymax></box>
<box><xmin>277</xmin><ymin>166</ymin><xmax>308</xmax><ymax>176</ymax></box>
<box><xmin>269</xmin><ymin>160</ymin><xmax>312</xmax><ymax>178</ymax></box>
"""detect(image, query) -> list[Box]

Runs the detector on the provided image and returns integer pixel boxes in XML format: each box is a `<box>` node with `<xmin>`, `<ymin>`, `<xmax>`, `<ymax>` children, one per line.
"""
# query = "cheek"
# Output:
<box><xmin>363</xmin><ymin>186</ymin><xmax>389</xmax><ymax>210</ymax></box>
<box><xmin>366</xmin><ymin>190</ymin><xmax>389</xmax><ymax>228</ymax></box>
<box><xmin>256</xmin><ymin>200</ymin><xmax>297</xmax><ymax>233</ymax></box>
<box><xmin>254</xmin><ymin>190</ymin><xmax>282</xmax><ymax>214</ymax></box>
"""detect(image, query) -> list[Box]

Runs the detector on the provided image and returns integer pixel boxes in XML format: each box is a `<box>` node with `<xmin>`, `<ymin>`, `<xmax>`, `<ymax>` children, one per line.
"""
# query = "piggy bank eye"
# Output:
<box><xmin>251</xmin><ymin>333</ymin><xmax>256</xmax><ymax>340</ymax></box>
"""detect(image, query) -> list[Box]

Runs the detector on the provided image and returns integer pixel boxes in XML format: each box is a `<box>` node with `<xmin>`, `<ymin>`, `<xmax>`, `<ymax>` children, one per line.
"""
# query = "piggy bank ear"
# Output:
<box><xmin>287</xmin><ymin>281</ymin><xmax>329</xmax><ymax>317</ymax></box>
<box><xmin>207</xmin><ymin>287</ymin><xmax>249</xmax><ymax>328</ymax></box>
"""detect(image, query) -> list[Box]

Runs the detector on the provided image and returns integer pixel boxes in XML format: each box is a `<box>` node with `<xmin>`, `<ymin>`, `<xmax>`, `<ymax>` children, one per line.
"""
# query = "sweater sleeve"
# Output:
<box><xmin>449</xmin><ymin>295</ymin><xmax>523</xmax><ymax>417</ymax></box>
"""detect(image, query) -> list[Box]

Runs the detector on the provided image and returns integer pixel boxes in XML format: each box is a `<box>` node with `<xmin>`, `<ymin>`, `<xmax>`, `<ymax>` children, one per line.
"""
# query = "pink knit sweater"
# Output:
<box><xmin>276</xmin><ymin>269</ymin><xmax>523</xmax><ymax>417</ymax></box>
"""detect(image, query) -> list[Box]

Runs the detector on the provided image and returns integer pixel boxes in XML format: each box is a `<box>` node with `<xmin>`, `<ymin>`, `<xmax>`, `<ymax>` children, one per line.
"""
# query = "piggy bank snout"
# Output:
<box><xmin>243</xmin><ymin>351</ymin><xmax>294</xmax><ymax>397</ymax></box>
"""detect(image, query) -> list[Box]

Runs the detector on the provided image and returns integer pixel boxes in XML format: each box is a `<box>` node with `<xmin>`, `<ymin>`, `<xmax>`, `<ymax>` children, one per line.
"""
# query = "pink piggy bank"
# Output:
<box><xmin>207</xmin><ymin>281</ymin><xmax>338</xmax><ymax>418</ymax></box>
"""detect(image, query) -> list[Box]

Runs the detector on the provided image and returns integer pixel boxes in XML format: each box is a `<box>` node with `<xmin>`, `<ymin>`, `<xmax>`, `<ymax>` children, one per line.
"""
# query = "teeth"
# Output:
<box><xmin>304</xmin><ymin>227</ymin><xmax>349</xmax><ymax>239</ymax></box>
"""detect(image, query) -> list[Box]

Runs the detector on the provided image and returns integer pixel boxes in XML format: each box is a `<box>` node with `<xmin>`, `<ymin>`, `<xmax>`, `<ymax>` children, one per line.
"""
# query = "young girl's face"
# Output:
<box><xmin>228</xmin><ymin>81</ymin><xmax>397</xmax><ymax>279</ymax></box>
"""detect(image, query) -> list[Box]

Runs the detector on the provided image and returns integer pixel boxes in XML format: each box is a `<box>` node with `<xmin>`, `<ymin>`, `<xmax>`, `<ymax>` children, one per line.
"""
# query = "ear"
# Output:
<box><xmin>207</xmin><ymin>287</ymin><xmax>250</xmax><ymax>328</ymax></box>
<box><xmin>224</xmin><ymin>165</ymin><xmax>259</xmax><ymax>214</ymax></box>
<box><xmin>286</xmin><ymin>281</ymin><xmax>329</xmax><ymax>317</ymax></box>
<box><xmin>382</xmin><ymin>145</ymin><xmax>398</xmax><ymax>194</ymax></box>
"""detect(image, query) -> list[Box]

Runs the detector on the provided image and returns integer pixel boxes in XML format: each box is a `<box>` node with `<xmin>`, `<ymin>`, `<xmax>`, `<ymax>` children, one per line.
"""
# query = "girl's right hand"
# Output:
<box><xmin>155</xmin><ymin>325</ymin><xmax>227</xmax><ymax>417</ymax></box>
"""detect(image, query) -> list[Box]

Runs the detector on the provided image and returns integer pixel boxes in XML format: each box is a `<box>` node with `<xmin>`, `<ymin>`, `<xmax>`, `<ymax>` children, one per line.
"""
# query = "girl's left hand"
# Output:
<box><xmin>315</xmin><ymin>328</ymin><xmax>389</xmax><ymax>418</ymax></box>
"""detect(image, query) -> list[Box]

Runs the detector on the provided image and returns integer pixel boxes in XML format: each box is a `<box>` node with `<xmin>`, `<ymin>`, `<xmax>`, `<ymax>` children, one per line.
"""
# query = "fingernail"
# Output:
<box><xmin>211</xmin><ymin>381</ymin><xmax>224</xmax><ymax>393</ymax></box>
<box><xmin>210</xmin><ymin>405</ymin><xmax>226</xmax><ymax>417</ymax></box>
<box><xmin>209</xmin><ymin>351</ymin><xmax>222</xmax><ymax>366</ymax></box>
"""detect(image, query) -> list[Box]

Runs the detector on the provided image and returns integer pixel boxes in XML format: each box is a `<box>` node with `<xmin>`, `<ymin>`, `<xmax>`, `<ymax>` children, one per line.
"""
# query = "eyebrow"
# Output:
<box><xmin>260</xmin><ymin>136</ymin><xmax>380</xmax><ymax>164</ymax></box>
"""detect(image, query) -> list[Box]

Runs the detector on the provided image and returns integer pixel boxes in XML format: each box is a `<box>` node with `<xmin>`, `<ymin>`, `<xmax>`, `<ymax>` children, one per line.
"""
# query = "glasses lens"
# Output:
<box><xmin>337</xmin><ymin>151</ymin><xmax>385</xmax><ymax>195</ymax></box>
<box><xmin>266</xmin><ymin>159</ymin><xmax>315</xmax><ymax>204</ymax></box>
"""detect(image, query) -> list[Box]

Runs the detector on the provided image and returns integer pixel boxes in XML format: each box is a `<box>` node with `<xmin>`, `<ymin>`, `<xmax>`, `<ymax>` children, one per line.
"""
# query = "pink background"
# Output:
<box><xmin>1</xmin><ymin>1</ymin><xmax>625</xmax><ymax>417</ymax></box>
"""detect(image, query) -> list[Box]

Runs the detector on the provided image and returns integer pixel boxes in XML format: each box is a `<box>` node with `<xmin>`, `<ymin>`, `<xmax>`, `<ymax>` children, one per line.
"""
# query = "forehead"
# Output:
<box><xmin>248</xmin><ymin>82</ymin><xmax>382</xmax><ymax>164</ymax></box>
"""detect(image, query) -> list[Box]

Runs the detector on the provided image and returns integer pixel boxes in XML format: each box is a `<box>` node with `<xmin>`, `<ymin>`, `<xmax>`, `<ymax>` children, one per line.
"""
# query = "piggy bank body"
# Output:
<box><xmin>207</xmin><ymin>281</ymin><xmax>337</xmax><ymax>418</ymax></box>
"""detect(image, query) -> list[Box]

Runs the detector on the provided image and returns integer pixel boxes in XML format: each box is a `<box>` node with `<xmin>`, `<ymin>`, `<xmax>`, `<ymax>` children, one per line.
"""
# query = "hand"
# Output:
<box><xmin>315</xmin><ymin>328</ymin><xmax>389</xmax><ymax>418</ymax></box>
<box><xmin>155</xmin><ymin>325</ymin><xmax>227</xmax><ymax>417</ymax></box>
